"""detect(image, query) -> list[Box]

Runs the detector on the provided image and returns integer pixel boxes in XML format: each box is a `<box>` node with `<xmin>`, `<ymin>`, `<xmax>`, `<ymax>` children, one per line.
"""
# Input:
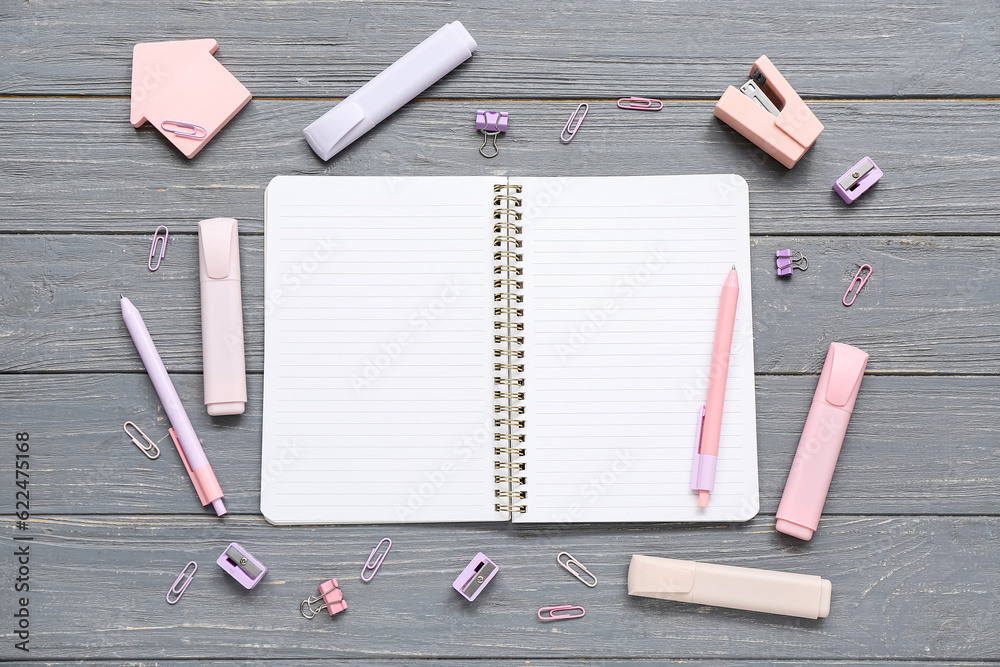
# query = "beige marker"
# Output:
<box><xmin>627</xmin><ymin>554</ymin><xmax>831</xmax><ymax>619</ymax></box>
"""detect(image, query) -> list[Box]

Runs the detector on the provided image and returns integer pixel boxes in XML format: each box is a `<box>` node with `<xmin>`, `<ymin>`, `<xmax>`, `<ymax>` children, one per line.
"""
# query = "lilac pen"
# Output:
<box><xmin>120</xmin><ymin>295</ymin><xmax>226</xmax><ymax>516</ymax></box>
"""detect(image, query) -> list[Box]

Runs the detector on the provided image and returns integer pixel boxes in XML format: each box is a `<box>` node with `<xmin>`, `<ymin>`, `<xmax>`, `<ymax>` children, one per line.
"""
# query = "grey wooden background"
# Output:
<box><xmin>1</xmin><ymin>0</ymin><xmax>998</xmax><ymax>664</ymax></box>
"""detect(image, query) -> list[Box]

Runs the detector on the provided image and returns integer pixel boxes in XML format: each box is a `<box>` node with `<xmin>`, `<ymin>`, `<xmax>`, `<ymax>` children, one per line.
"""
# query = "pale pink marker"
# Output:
<box><xmin>775</xmin><ymin>342</ymin><xmax>869</xmax><ymax>540</ymax></box>
<box><xmin>198</xmin><ymin>218</ymin><xmax>247</xmax><ymax>416</ymax></box>
<box><xmin>692</xmin><ymin>266</ymin><xmax>739</xmax><ymax>508</ymax></box>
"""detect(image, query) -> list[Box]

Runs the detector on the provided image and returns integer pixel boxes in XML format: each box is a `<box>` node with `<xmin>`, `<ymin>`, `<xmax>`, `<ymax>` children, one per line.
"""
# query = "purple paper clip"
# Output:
<box><xmin>217</xmin><ymin>542</ymin><xmax>267</xmax><ymax>590</ymax></box>
<box><xmin>617</xmin><ymin>97</ymin><xmax>663</xmax><ymax>111</ymax></box>
<box><xmin>453</xmin><ymin>552</ymin><xmax>498</xmax><ymax>601</ymax></box>
<box><xmin>538</xmin><ymin>605</ymin><xmax>586</xmax><ymax>621</ymax></box>
<box><xmin>833</xmin><ymin>156</ymin><xmax>883</xmax><ymax>204</ymax></box>
<box><xmin>476</xmin><ymin>110</ymin><xmax>508</xmax><ymax>158</ymax></box>
<box><xmin>166</xmin><ymin>561</ymin><xmax>197</xmax><ymax>604</ymax></box>
<box><xmin>148</xmin><ymin>225</ymin><xmax>168</xmax><ymax>271</ymax></box>
<box><xmin>561</xmin><ymin>103</ymin><xmax>588</xmax><ymax>143</ymax></box>
<box><xmin>776</xmin><ymin>249</ymin><xmax>808</xmax><ymax>276</ymax></box>
<box><xmin>361</xmin><ymin>537</ymin><xmax>391</xmax><ymax>582</ymax></box>
<box><xmin>160</xmin><ymin>120</ymin><xmax>208</xmax><ymax>139</ymax></box>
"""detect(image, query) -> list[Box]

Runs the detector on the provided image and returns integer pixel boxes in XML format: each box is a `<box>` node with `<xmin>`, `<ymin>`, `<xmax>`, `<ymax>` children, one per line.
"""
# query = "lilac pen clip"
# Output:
<box><xmin>217</xmin><ymin>542</ymin><xmax>267</xmax><ymax>589</ymax></box>
<box><xmin>476</xmin><ymin>110</ymin><xmax>508</xmax><ymax>158</ymax></box>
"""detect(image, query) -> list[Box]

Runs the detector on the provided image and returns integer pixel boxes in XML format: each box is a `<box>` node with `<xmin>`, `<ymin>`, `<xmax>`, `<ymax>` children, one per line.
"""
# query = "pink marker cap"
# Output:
<box><xmin>775</xmin><ymin>342</ymin><xmax>868</xmax><ymax>540</ymax></box>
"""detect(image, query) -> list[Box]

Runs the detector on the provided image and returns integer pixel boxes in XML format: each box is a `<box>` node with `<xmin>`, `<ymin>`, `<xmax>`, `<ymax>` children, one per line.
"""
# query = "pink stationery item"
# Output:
<box><xmin>560</xmin><ymin>103</ymin><xmax>588</xmax><ymax>143</ymax></box>
<box><xmin>628</xmin><ymin>554</ymin><xmax>832</xmax><ymax>619</ymax></box>
<box><xmin>617</xmin><ymin>97</ymin><xmax>663</xmax><ymax>111</ymax></box>
<box><xmin>301</xmin><ymin>579</ymin><xmax>348</xmax><ymax>618</ymax></box>
<box><xmin>538</xmin><ymin>605</ymin><xmax>586</xmax><ymax>621</ymax></box>
<box><xmin>714</xmin><ymin>55</ymin><xmax>824</xmax><ymax>168</ymax></box>
<box><xmin>130</xmin><ymin>39</ymin><xmax>252</xmax><ymax>159</ymax></box>
<box><xmin>198</xmin><ymin>218</ymin><xmax>247</xmax><ymax>415</ymax></box>
<box><xmin>775</xmin><ymin>342</ymin><xmax>869</xmax><ymax>540</ymax></box>
<box><xmin>691</xmin><ymin>266</ymin><xmax>739</xmax><ymax>508</ymax></box>
<box><xmin>842</xmin><ymin>264</ymin><xmax>872</xmax><ymax>306</ymax></box>
<box><xmin>148</xmin><ymin>226</ymin><xmax>168</xmax><ymax>271</ymax></box>
<box><xmin>121</xmin><ymin>295</ymin><xmax>226</xmax><ymax>516</ymax></box>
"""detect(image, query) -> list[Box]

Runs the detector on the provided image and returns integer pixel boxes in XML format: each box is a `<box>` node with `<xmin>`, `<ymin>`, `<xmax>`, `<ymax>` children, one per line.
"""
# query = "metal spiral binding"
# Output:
<box><xmin>493</xmin><ymin>183</ymin><xmax>526</xmax><ymax>514</ymax></box>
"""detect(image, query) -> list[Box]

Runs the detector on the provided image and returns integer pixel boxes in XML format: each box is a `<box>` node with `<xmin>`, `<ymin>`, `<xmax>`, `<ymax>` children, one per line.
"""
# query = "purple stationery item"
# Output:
<box><xmin>833</xmin><ymin>157</ymin><xmax>882</xmax><ymax>204</ymax></box>
<box><xmin>453</xmin><ymin>552</ymin><xmax>498</xmax><ymax>601</ymax></box>
<box><xmin>166</xmin><ymin>561</ymin><xmax>197</xmax><ymax>604</ymax></box>
<box><xmin>303</xmin><ymin>21</ymin><xmax>477</xmax><ymax>161</ymax></box>
<box><xmin>538</xmin><ymin>605</ymin><xmax>586</xmax><ymax>621</ymax></box>
<box><xmin>776</xmin><ymin>249</ymin><xmax>808</xmax><ymax>276</ymax></box>
<box><xmin>361</xmin><ymin>537</ymin><xmax>392</xmax><ymax>582</ymax></box>
<box><xmin>148</xmin><ymin>225</ymin><xmax>168</xmax><ymax>271</ymax></box>
<box><xmin>121</xmin><ymin>296</ymin><xmax>226</xmax><ymax>516</ymax></box>
<box><xmin>217</xmin><ymin>542</ymin><xmax>267</xmax><ymax>589</ymax></box>
<box><xmin>561</xmin><ymin>103</ymin><xmax>588</xmax><ymax>143</ymax></box>
<box><xmin>476</xmin><ymin>110</ymin><xmax>508</xmax><ymax>158</ymax></box>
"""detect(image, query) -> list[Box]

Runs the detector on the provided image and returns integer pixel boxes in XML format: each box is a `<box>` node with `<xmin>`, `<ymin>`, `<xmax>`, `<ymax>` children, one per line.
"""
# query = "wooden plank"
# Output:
<box><xmin>0</xmin><ymin>515</ymin><xmax>997</xmax><ymax>660</ymax></box>
<box><xmin>21</xmin><ymin>663</ymin><xmax>986</xmax><ymax>667</ymax></box>
<box><xmin>2</xmin><ymin>234</ymin><xmax>1000</xmax><ymax>374</ymax></box>
<box><xmin>1</xmin><ymin>0</ymin><xmax>997</xmax><ymax>98</ymax></box>
<box><xmin>1</xmin><ymin>374</ymin><xmax>997</xmax><ymax>516</ymax></box>
<box><xmin>1</xmin><ymin>99</ymin><xmax>998</xmax><ymax>235</ymax></box>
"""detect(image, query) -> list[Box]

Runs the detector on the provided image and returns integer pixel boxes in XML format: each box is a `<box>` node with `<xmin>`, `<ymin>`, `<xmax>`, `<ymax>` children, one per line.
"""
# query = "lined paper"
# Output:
<box><xmin>261</xmin><ymin>176</ymin><xmax>501</xmax><ymax>524</ymax></box>
<box><xmin>516</xmin><ymin>175</ymin><xmax>758</xmax><ymax>523</ymax></box>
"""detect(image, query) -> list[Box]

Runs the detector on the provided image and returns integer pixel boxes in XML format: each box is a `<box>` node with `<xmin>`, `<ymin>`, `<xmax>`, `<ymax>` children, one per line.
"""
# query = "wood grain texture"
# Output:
<box><xmin>0</xmin><ymin>99</ymin><xmax>998</xmax><ymax>235</ymax></box>
<box><xmin>3</xmin><ymin>234</ymin><xmax>1000</xmax><ymax>374</ymax></box>
<box><xmin>1</xmin><ymin>0</ymin><xmax>997</xmax><ymax>98</ymax></box>
<box><xmin>0</xmin><ymin>515</ymin><xmax>997</xmax><ymax>661</ymax></box>
<box><xmin>1</xmin><ymin>374</ymin><xmax>998</xmax><ymax>516</ymax></box>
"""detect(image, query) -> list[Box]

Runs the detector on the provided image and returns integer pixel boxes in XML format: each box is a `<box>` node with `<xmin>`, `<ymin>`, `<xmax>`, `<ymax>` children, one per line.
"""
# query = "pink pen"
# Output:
<box><xmin>121</xmin><ymin>295</ymin><xmax>226</xmax><ymax>516</ymax></box>
<box><xmin>692</xmin><ymin>266</ymin><xmax>739</xmax><ymax>508</ymax></box>
<box><xmin>775</xmin><ymin>342</ymin><xmax>868</xmax><ymax>540</ymax></box>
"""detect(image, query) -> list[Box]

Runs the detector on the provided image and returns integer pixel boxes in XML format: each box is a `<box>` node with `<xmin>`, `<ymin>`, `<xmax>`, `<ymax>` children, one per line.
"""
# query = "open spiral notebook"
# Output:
<box><xmin>261</xmin><ymin>175</ymin><xmax>758</xmax><ymax>524</ymax></box>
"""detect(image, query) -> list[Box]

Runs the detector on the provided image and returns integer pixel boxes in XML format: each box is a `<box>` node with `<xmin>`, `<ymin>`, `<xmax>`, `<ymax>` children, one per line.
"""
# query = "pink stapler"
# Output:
<box><xmin>714</xmin><ymin>56</ymin><xmax>824</xmax><ymax>168</ymax></box>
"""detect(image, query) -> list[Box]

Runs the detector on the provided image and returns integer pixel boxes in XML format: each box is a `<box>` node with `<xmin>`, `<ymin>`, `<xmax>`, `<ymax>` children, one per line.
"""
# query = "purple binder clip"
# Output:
<box><xmin>217</xmin><ymin>542</ymin><xmax>267</xmax><ymax>589</ymax></box>
<box><xmin>833</xmin><ymin>156</ymin><xmax>882</xmax><ymax>204</ymax></box>
<box><xmin>776</xmin><ymin>249</ymin><xmax>808</xmax><ymax>277</ymax></box>
<box><xmin>476</xmin><ymin>110</ymin><xmax>508</xmax><ymax>158</ymax></box>
<box><xmin>453</xmin><ymin>552</ymin><xmax>498</xmax><ymax>601</ymax></box>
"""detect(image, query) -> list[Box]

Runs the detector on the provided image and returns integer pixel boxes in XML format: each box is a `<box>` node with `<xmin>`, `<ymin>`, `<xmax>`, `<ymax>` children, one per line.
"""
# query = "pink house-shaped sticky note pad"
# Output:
<box><xmin>130</xmin><ymin>39</ymin><xmax>252</xmax><ymax>158</ymax></box>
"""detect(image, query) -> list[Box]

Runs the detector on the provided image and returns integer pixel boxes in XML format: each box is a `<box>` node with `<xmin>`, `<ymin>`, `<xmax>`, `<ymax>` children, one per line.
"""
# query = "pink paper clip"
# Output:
<box><xmin>538</xmin><ymin>605</ymin><xmax>586</xmax><ymax>621</ymax></box>
<box><xmin>148</xmin><ymin>225</ymin><xmax>168</xmax><ymax>271</ymax></box>
<box><xmin>843</xmin><ymin>264</ymin><xmax>872</xmax><ymax>306</ymax></box>
<box><xmin>617</xmin><ymin>97</ymin><xmax>663</xmax><ymax>111</ymax></box>
<box><xmin>160</xmin><ymin>120</ymin><xmax>208</xmax><ymax>139</ymax></box>
<box><xmin>361</xmin><ymin>537</ymin><xmax>391</xmax><ymax>582</ymax></box>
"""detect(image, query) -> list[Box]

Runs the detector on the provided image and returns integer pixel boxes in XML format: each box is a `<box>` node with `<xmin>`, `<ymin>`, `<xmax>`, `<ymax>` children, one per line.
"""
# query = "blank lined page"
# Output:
<box><xmin>516</xmin><ymin>175</ymin><xmax>758</xmax><ymax>523</ymax></box>
<box><xmin>261</xmin><ymin>176</ymin><xmax>502</xmax><ymax>524</ymax></box>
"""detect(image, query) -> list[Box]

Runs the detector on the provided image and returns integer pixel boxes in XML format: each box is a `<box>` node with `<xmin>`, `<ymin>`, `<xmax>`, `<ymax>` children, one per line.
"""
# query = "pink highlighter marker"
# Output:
<box><xmin>121</xmin><ymin>295</ymin><xmax>226</xmax><ymax>516</ymax></box>
<box><xmin>692</xmin><ymin>266</ymin><xmax>739</xmax><ymax>508</ymax></box>
<box><xmin>775</xmin><ymin>342</ymin><xmax>868</xmax><ymax>540</ymax></box>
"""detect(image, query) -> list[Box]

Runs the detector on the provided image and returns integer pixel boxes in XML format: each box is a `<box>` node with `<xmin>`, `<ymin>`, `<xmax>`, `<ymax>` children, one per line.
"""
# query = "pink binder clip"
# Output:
<box><xmin>843</xmin><ymin>265</ymin><xmax>872</xmax><ymax>306</ymax></box>
<box><xmin>476</xmin><ymin>110</ymin><xmax>508</xmax><ymax>158</ymax></box>
<box><xmin>301</xmin><ymin>578</ymin><xmax>348</xmax><ymax>618</ymax></box>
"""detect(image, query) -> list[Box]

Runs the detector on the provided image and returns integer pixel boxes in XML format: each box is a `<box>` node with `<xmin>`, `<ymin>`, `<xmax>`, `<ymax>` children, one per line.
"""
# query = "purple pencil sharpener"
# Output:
<box><xmin>217</xmin><ymin>542</ymin><xmax>268</xmax><ymax>589</ymax></box>
<box><xmin>833</xmin><ymin>156</ymin><xmax>883</xmax><ymax>204</ymax></box>
<box><xmin>452</xmin><ymin>552</ymin><xmax>498</xmax><ymax>601</ymax></box>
